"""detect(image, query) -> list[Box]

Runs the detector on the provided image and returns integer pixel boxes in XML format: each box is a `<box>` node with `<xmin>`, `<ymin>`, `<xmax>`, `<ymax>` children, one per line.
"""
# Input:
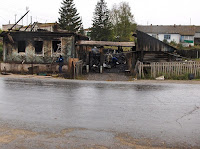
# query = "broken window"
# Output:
<box><xmin>18</xmin><ymin>41</ymin><xmax>26</xmax><ymax>53</ymax></box>
<box><xmin>52</xmin><ymin>41</ymin><xmax>61</xmax><ymax>53</ymax></box>
<box><xmin>34</xmin><ymin>41</ymin><xmax>43</xmax><ymax>54</ymax></box>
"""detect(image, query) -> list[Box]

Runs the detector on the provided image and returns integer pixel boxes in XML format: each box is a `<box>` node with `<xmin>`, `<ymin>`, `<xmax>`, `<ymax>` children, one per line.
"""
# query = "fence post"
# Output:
<box><xmin>138</xmin><ymin>62</ymin><xmax>142</xmax><ymax>79</ymax></box>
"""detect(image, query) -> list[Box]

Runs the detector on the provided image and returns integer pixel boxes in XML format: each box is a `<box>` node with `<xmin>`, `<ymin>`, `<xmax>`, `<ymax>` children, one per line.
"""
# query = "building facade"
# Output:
<box><xmin>0</xmin><ymin>31</ymin><xmax>88</xmax><ymax>73</ymax></box>
<box><xmin>137</xmin><ymin>25</ymin><xmax>200</xmax><ymax>47</ymax></box>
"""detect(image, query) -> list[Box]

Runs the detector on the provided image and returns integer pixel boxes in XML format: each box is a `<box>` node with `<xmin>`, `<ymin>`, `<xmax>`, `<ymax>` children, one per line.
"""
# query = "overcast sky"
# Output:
<box><xmin>0</xmin><ymin>0</ymin><xmax>200</xmax><ymax>29</ymax></box>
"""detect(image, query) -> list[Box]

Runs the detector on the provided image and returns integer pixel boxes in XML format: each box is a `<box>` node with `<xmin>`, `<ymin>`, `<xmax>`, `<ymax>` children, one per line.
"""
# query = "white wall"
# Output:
<box><xmin>158</xmin><ymin>34</ymin><xmax>180</xmax><ymax>43</ymax></box>
<box><xmin>195</xmin><ymin>33</ymin><xmax>200</xmax><ymax>38</ymax></box>
<box><xmin>148</xmin><ymin>33</ymin><xmax>196</xmax><ymax>47</ymax></box>
<box><xmin>2</xmin><ymin>24</ymin><xmax>23</xmax><ymax>31</ymax></box>
<box><xmin>148</xmin><ymin>33</ymin><xmax>180</xmax><ymax>44</ymax></box>
<box><xmin>181</xmin><ymin>36</ymin><xmax>194</xmax><ymax>47</ymax></box>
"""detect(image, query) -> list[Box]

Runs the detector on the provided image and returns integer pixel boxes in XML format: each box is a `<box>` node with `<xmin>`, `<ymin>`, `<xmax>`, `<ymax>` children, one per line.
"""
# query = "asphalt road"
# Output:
<box><xmin>0</xmin><ymin>77</ymin><xmax>199</xmax><ymax>149</ymax></box>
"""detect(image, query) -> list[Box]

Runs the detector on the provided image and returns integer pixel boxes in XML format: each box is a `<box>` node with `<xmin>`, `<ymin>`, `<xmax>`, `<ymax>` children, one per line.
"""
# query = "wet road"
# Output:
<box><xmin>0</xmin><ymin>77</ymin><xmax>200</xmax><ymax>148</ymax></box>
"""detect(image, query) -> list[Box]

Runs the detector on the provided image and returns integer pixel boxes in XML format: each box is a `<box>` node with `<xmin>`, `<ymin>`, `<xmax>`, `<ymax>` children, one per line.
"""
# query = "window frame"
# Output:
<box><xmin>34</xmin><ymin>40</ymin><xmax>44</xmax><ymax>56</ymax></box>
<box><xmin>164</xmin><ymin>34</ymin><xmax>171</xmax><ymax>40</ymax></box>
<box><xmin>18</xmin><ymin>41</ymin><xmax>26</xmax><ymax>53</ymax></box>
<box><xmin>52</xmin><ymin>40</ymin><xmax>62</xmax><ymax>54</ymax></box>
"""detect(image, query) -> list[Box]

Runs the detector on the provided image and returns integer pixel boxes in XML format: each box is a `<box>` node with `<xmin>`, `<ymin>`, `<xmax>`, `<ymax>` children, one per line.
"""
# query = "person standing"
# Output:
<box><xmin>57</xmin><ymin>55</ymin><xmax>64</xmax><ymax>73</ymax></box>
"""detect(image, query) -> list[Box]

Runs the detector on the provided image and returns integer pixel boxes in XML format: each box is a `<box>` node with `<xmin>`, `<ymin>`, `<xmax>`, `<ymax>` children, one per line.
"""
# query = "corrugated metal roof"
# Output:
<box><xmin>137</xmin><ymin>25</ymin><xmax>200</xmax><ymax>36</ymax></box>
<box><xmin>77</xmin><ymin>40</ymin><xmax>135</xmax><ymax>47</ymax></box>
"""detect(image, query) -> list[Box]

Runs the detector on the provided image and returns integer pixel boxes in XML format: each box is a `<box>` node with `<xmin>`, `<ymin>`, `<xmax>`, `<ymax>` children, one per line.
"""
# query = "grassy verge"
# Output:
<box><xmin>141</xmin><ymin>73</ymin><xmax>200</xmax><ymax>80</ymax></box>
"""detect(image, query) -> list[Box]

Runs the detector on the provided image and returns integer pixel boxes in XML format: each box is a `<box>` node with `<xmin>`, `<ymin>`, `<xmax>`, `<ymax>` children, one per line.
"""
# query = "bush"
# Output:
<box><xmin>177</xmin><ymin>44</ymin><xmax>184</xmax><ymax>50</ymax></box>
<box><xmin>169</xmin><ymin>40</ymin><xmax>177</xmax><ymax>47</ymax></box>
<box><xmin>163</xmin><ymin>39</ymin><xmax>169</xmax><ymax>44</ymax></box>
<box><xmin>170</xmin><ymin>74</ymin><xmax>189</xmax><ymax>80</ymax></box>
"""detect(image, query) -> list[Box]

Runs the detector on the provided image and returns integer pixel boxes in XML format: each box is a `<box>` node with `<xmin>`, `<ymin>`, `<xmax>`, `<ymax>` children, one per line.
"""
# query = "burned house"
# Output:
<box><xmin>76</xmin><ymin>41</ymin><xmax>135</xmax><ymax>73</ymax></box>
<box><xmin>0</xmin><ymin>31</ymin><xmax>88</xmax><ymax>74</ymax></box>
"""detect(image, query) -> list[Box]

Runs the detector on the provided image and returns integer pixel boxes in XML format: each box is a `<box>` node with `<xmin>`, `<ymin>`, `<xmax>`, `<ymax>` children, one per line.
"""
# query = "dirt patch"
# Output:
<box><xmin>2</xmin><ymin>73</ymin><xmax>200</xmax><ymax>84</ymax></box>
<box><xmin>85</xmin><ymin>73</ymin><xmax>131</xmax><ymax>81</ymax></box>
<box><xmin>115</xmin><ymin>133</ymin><xmax>170</xmax><ymax>149</ymax></box>
<box><xmin>0</xmin><ymin>127</ymin><xmax>38</xmax><ymax>144</ymax></box>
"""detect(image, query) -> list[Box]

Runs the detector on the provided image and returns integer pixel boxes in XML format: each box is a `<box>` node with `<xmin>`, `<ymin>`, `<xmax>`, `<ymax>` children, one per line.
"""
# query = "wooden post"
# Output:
<box><xmin>100</xmin><ymin>47</ymin><xmax>104</xmax><ymax>73</ymax></box>
<box><xmin>138</xmin><ymin>62</ymin><xmax>141</xmax><ymax>79</ymax></box>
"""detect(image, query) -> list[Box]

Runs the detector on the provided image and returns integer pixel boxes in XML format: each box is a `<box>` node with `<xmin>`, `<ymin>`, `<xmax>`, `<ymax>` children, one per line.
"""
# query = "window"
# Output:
<box><xmin>152</xmin><ymin>34</ymin><xmax>157</xmax><ymax>38</ymax></box>
<box><xmin>164</xmin><ymin>35</ymin><xmax>171</xmax><ymax>40</ymax></box>
<box><xmin>181</xmin><ymin>36</ymin><xmax>194</xmax><ymax>43</ymax></box>
<box><xmin>52</xmin><ymin>41</ymin><xmax>61</xmax><ymax>53</ymax></box>
<box><xmin>18</xmin><ymin>41</ymin><xmax>26</xmax><ymax>53</ymax></box>
<box><xmin>34</xmin><ymin>41</ymin><xmax>43</xmax><ymax>54</ymax></box>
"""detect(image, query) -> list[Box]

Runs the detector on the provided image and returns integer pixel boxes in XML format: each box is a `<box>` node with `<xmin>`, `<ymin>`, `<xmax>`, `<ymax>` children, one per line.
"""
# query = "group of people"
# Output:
<box><xmin>57</xmin><ymin>53</ymin><xmax>120</xmax><ymax>73</ymax></box>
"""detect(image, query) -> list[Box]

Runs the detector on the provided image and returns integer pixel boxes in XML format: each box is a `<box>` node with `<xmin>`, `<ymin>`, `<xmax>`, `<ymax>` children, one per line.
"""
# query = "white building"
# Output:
<box><xmin>137</xmin><ymin>25</ymin><xmax>200</xmax><ymax>47</ymax></box>
<box><xmin>2</xmin><ymin>24</ymin><xmax>23</xmax><ymax>31</ymax></box>
<box><xmin>21</xmin><ymin>23</ymin><xmax>57</xmax><ymax>32</ymax></box>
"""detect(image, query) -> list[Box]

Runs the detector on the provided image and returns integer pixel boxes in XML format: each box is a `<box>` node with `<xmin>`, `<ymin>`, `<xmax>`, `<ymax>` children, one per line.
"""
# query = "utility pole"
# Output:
<box><xmin>15</xmin><ymin>14</ymin><xmax>17</xmax><ymax>23</ymax></box>
<box><xmin>31</xmin><ymin>16</ymin><xmax>32</xmax><ymax>25</ymax></box>
<box><xmin>26</xmin><ymin>6</ymin><xmax>29</xmax><ymax>25</ymax></box>
<box><xmin>15</xmin><ymin>14</ymin><xmax>17</xmax><ymax>29</ymax></box>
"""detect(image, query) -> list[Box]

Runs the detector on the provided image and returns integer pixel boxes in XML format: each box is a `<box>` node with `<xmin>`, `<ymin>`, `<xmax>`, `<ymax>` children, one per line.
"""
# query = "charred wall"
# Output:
<box><xmin>2</xmin><ymin>32</ymin><xmax>78</xmax><ymax>64</ymax></box>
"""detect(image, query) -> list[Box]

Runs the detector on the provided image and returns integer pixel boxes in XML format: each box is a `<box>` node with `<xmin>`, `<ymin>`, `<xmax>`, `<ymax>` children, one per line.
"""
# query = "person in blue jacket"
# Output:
<box><xmin>112</xmin><ymin>56</ymin><xmax>118</xmax><ymax>68</ymax></box>
<box><xmin>57</xmin><ymin>55</ymin><xmax>64</xmax><ymax>73</ymax></box>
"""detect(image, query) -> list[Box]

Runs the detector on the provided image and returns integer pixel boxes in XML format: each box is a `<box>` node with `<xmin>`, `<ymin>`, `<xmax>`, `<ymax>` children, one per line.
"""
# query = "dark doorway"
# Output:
<box><xmin>34</xmin><ymin>41</ymin><xmax>43</xmax><ymax>54</ymax></box>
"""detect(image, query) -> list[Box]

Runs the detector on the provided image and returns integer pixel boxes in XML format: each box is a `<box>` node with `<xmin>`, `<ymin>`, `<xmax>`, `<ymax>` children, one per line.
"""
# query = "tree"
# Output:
<box><xmin>58</xmin><ymin>0</ymin><xmax>82</xmax><ymax>32</ymax></box>
<box><xmin>90</xmin><ymin>0</ymin><xmax>112</xmax><ymax>41</ymax></box>
<box><xmin>110</xmin><ymin>2</ymin><xmax>136</xmax><ymax>42</ymax></box>
<box><xmin>78</xmin><ymin>24</ymin><xmax>85</xmax><ymax>35</ymax></box>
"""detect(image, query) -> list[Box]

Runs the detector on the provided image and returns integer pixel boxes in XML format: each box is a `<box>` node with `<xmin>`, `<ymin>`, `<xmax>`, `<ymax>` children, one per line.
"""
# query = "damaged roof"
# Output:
<box><xmin>77</xmin><ymin>40</ymin><xmax>135</xmax><ymax>47</ymax></box>
<box><xmin>137</xmin><ymin>25</ymin><xmax>200</xmax><ymax>36</ymax></box>
<box><xmin>0</xmin><ymin>31</ymin><xmax>89</xmax><ymax>41</ymax></box>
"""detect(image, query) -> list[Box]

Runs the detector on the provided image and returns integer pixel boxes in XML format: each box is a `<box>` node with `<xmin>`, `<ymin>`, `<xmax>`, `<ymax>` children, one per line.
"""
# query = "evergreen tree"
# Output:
<box><xmin>91</xmin><ymin>0</ymin><xmax>112</xmax><ymax>41</ymax></box>
<box><xmin>79</xmin><ymin>24</ymin><xmax>85</xmax><ymax>35</ymax></box>
<box><xmin>58</xmin><ymin>0</ymin><xmax>82</xmax><ymax>32</ymax></box>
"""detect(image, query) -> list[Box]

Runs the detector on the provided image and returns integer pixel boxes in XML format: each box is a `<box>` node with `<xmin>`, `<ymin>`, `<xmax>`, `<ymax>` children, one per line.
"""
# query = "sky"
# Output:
<box><xmin>0</xmin><ymin>0</ymin><xmax>200</xmax><ymax>29</ymax></box>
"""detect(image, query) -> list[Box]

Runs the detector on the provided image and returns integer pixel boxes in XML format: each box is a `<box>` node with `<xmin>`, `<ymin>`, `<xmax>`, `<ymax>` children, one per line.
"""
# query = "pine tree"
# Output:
<box><xmin>58</xmin><ymin>0</ymin><xmax>82</xmax><ymax>32</ymax></box>
<box><xmin>79</xmin><ymin>24</ymin><xmax>85</xmax><ymax>35</ymax></box>
<box><xmin>91</xmin><ymin>0</ymin><xmax>112</xmax><ymax>41</ymax></box>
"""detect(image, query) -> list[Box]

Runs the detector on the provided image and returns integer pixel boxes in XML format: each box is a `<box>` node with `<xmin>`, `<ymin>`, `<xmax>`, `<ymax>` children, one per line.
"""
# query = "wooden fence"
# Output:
<box><xmin>137</xmin><ymin>61</ymin><xmax>200</xmax><ymax>78</ymax></box>
<box><xmin>75</xmin><ymin>60</ymin><xmax>83</xmax><ymax>78</ymax></box>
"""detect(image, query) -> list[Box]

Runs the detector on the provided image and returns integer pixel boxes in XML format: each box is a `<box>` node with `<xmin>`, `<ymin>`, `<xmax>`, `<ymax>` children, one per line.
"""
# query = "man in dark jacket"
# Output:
<box><xmin>57</xmin><ymin>55</ymin><xmax>64</xmax><ymax>73</ymax></box>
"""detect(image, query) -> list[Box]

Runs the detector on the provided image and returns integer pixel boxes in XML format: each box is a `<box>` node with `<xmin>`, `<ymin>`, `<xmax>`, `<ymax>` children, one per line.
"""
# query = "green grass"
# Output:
<box><xmin>141</xmin><ymin>73</ymin><xmax>194</xmax><ymax>80</ymax></box>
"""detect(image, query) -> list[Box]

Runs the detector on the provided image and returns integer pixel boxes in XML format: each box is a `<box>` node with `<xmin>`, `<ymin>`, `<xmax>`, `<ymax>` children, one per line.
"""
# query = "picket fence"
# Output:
<box><xmin>137</xmin><ymin>61</ymin><xmax>200</xmax><ymax>78</ymax></box>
